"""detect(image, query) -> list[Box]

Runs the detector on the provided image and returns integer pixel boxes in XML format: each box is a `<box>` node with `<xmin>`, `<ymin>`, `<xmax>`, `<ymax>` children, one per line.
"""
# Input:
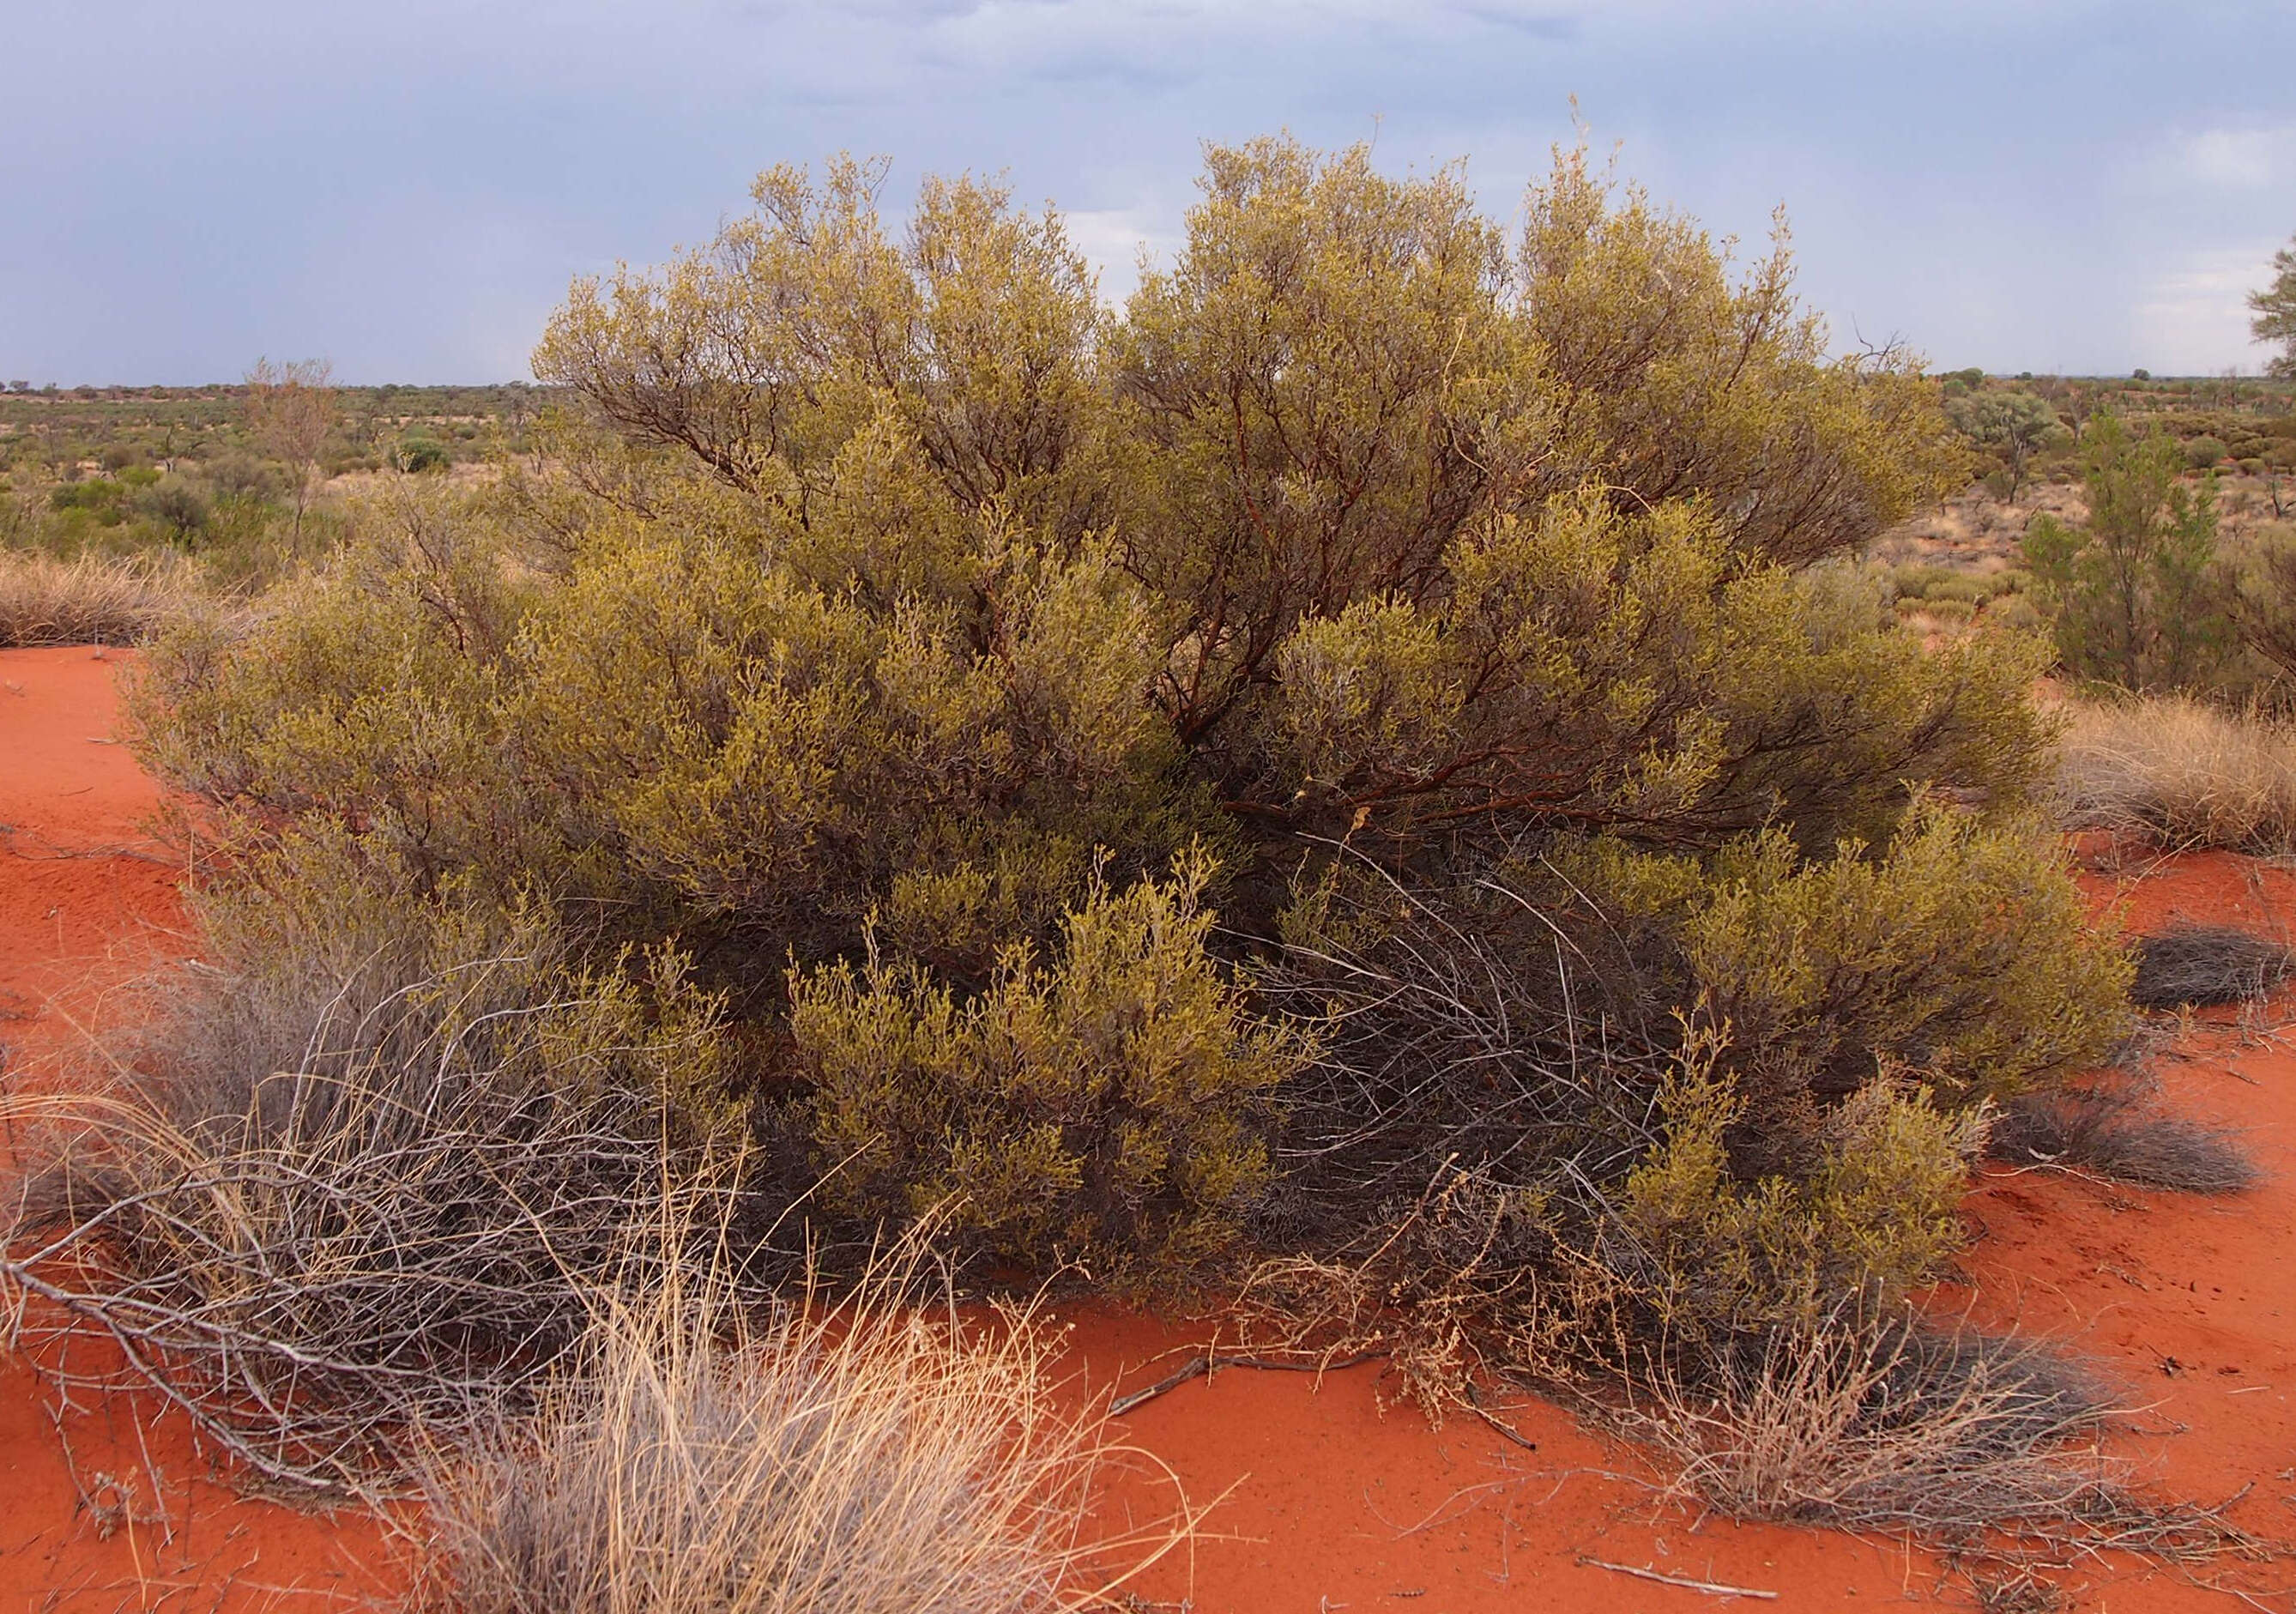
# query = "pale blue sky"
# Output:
<box><xmin>6</xmin><ymin>0</ymin><xmax>2293</xmax><ymax>383</ymax></box>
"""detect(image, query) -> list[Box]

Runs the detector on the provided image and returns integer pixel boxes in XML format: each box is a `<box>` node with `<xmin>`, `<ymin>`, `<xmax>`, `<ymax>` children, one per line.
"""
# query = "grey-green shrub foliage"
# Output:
<box><xmin>131</xmin><ymin>136</ymin><xmax>2128</xmax><ymax>1308</ymax></box>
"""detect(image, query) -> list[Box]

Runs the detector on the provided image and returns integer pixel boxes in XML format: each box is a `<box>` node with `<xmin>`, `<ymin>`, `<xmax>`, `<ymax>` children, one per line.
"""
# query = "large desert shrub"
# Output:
<box><xmin>120</xmin><ymin>136</ymin><xmax>2127</xmax><ymax>1399</ymax></box>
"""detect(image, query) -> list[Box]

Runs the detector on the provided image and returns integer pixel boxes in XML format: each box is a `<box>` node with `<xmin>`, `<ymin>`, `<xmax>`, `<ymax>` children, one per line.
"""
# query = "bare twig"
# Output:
<box><xmin>1575</xmin><ymin>1557</ymin><xmax>1778</xmax><ymax>1599</ymax></box>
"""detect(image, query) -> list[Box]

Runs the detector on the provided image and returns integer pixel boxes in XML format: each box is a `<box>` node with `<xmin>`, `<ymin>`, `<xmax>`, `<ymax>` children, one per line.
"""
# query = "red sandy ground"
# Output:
<box><xmin>0</xmin><ymin>645</ymin><xmax>2290</xmax><ymax>1612</ymax></box>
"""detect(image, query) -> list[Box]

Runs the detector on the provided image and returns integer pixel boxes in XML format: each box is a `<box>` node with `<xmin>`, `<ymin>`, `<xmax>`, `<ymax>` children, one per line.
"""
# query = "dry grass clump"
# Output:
<box><xmin>0</xmin><ymin>892</ymin><xmax>733</xmax><ymax>1496</ymax></box>
<box><xmin>2130</xmin><ymin>923</ymin><xmax>2293</xmax><ymax>1008</ymax></box>
<box><xmin>0</xmin><ymin>549</ymin><xmax>193</xmax><ymax>646</ymax></box>
<box><xmin>1990</xmin><ymin>1077</ymin><xmax>2257</xmax><ymax>1194</ymax></box>
<box><xmin>2057</xmin><ymin>695</ymin><xmax>2296</xmax><ymax>853</ymax></box>
<box><xmin>1622</xmin><ymin>1312</ymin><xmax>2244</xmax><ymax>1561</ymax></box>
<box><xmin>408</xmin><ymin>1264</ymin><xmax>1165</xmax><ymax>1614</ymax></box>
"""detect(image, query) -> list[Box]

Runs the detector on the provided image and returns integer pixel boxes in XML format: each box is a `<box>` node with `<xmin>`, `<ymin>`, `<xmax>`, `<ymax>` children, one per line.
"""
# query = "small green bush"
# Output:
<box><xmin>2184</xmin><ymin>434</ymin><xmax>2230</xmax><ymax>469</ymax></box>
<box><xmin>2024</xmin><ymin>414</ymin><xmax>2231</xmax><ymax>691</ymax></box>
<box><xmin>795</xmin><ymin>856</ymin><xmax>1306</xmax><ymax>1289</ymax></box>
<box><xmin>1622</xmin><ymin>1051</ymin><xmax>1985</xmax><ymax>1335</ymax></box>
<box><xmin>397</xmin><ymin>436</ymin><xmax>452</xmax><ymax>474</ymax></box>
<box><xmin>1683</xmin><ymin>803</ymin><xmax>2131</xmax><ymax>1142</ymax></box>
<box><xmin>0</xmin><ymin>822</ymin><xmax>741</xmax><ymax>1492</ymax></box>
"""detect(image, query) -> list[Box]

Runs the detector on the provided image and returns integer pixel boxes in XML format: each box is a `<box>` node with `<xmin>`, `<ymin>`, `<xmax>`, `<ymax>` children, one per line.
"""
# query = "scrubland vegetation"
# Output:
<box><xmin>0</xmin><ymin>377</ymin><xmax>538</xmax><ymax>615</ymax></box>
<box><xmin>8</xmin><ymin>136</ymin><xmax>2296</xmax><ymax>1605</ymax></box>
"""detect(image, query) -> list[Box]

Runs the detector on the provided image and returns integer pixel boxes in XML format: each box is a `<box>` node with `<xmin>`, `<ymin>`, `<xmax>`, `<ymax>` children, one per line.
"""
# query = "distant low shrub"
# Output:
<box><xmin>397</xmin><ymin>435</ymin><xmax>452</xmax><ymax>474</ymax></box>
<box><xmin>1622</xmin><ymin>1058</ymin><xmax>1985</xmax><ymax>1336</ymax></box>
<box><xmin>1685</xmin><ymin>804</ymin><xmax>2130</xmax><ymax>1134</ymax></box>
<box><xmin>2023</xmin><ymin>414</ymin><xmax>2231</xmax><ymax>692</ymax></box>
<box><xmin>0</xmin><ymin>829</ymin><xmax>740</xmax><ymax>1494</ymax></box>
<box><xmin>2184</xmin><ymin>434</ymin><xmax>2230</xmax><ymax>469</ymax></box>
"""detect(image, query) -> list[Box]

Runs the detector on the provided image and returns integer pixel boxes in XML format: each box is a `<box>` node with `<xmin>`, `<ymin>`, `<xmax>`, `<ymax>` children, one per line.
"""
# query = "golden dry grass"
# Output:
<box><xmin>2056</xmin><ymin>695</ymin><xmax>2296</xmax><ymax>854</ymax></box>
<box><xmin>0</xmin><ymin>550</ymin><xmax>192</xmax><ymax>647</ymax></box>
<box><xmin>407</xmin><ymin>1258</ymin><xmax>1189</xmax><ymax>1614</ymax></box>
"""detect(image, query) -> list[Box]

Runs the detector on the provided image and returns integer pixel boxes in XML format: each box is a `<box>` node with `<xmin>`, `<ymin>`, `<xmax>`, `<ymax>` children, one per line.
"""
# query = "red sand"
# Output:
<box><xmin>1</xmin><ymin>645</ymin><xmax>2289</xmax><ymax>1611</ymax></box>
<box><xmin>0</xmin><ymin>648</ymin><xmax>393</xmax><ymax>1611</ymax></box>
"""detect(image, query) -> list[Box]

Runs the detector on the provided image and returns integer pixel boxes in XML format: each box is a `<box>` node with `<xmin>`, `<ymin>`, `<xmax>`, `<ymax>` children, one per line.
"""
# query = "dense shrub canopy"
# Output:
<box><xmin>128</xmin><ymin>137</ymin><xmax>2127</xmax><ymax>1322</ymax></box>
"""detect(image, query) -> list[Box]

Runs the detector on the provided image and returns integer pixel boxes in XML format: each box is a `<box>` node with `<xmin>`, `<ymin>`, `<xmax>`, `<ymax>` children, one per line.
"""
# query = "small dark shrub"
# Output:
<box><xmin>397</xmin><ymin>435</ymin><xmax>452</xmax><ymax>473</ymax></box>
<box><xmin>138</xmin><ymin>477</ymin><xmax>209</xmax><ymax>541</ymax></box>
<box><xmin>2130</xmin><ymin>923</ymin><xmax>2292</xmax><ymax>1008</ymax></box>
<box><xmin>1991</xmin><ymin>1078</ymin><xmax>2257</xmax><ymax>1194</ymax></box>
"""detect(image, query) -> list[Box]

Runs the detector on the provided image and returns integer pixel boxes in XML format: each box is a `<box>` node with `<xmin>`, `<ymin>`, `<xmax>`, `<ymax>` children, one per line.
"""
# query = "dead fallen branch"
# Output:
<box><xmin>1575</xmin><ymin>1557</ymin><xmax>1778</xmax><ymax>1599</ymax></box>
<box><xmin>1107</xmin><ymin>1350</ymin><xmax>1384</xmax><ymax>1418</ymax></box>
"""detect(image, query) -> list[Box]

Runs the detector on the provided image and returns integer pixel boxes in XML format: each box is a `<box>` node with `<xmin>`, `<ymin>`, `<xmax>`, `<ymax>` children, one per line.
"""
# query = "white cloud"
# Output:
<box><xmin>1062</xmin><ymin>207</ymin><xmax>1184</xmax><ymax>304</ymax></box>
<box><xmin>2130</xmin><ymin>244</ymin><xmax>2276</xmax><ymax>373</ymax></box>
<box><xmin>2155</xmin><ymin>124</ymin><xmax>2296</xmax><ymax>190</ymax></box>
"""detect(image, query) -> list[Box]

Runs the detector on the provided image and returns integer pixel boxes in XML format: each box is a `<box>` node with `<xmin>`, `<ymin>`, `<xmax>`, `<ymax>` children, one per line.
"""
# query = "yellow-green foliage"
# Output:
<box><xmin>1622</xmin><ymin>1045</ymin><xmax>1985</xmax><ymax>1334</ymax></box>
<box><xmin>125</xmin><ymin>484</ymin><xmax>547</xmax><ymax>890</ymax></box>
<box><xmin>1522</xmin><ymin>146</ymin><xmax>1961</xmax><ymax>569</ymax></box>
<box><xmin>1266</xmin><ymin>497</ymin><xmax>2052</xmax><ymax>852</ymax></box>
<box><xmin>1685</xmin><ymin>803</ymin><xmax>2131</xmax><ymax>1129</ymax></box>
<box><xmin>794</xmin><ymin>857</ymin><xmax>1308</xmax><ymax>1288</ymax></box>
<box><xmin>519</xmin><ymin>518</ymin><xmax>1191</xmax><ymax>953</ymax></box>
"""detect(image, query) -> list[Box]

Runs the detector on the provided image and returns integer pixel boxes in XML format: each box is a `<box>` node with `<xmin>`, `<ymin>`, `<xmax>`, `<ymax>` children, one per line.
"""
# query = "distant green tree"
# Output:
<box><xmin>2249</xmin><ymin>237</ymin><xmax>2296</xmax><ymax>380</ymax></box>
<box><xmin>2022</xmin><ymin>414</ymin><xmax>2228</xmax><ymax>691</ymax></box>
<box><xmin>245</xmin><ymin>358</ymin><xmax>335</xmax><ymax>547</ymax></box>
<box><xmin>1944</xmin><ymin>389</ymin><xmax>2066</xmax><ymax>501</ymax></box>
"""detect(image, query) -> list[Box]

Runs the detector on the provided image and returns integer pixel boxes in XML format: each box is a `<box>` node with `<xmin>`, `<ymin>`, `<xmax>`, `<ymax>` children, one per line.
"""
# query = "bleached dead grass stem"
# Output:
<box><xmin>1616</xmin><ymin>1310</ymin><xmax>2260</xmax><ymax>1565</ymax></box>
<box><xmin>406</xmin><ymin>1248</ymin><xmax>1199</xmax><ymax>1614</ymax></box>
